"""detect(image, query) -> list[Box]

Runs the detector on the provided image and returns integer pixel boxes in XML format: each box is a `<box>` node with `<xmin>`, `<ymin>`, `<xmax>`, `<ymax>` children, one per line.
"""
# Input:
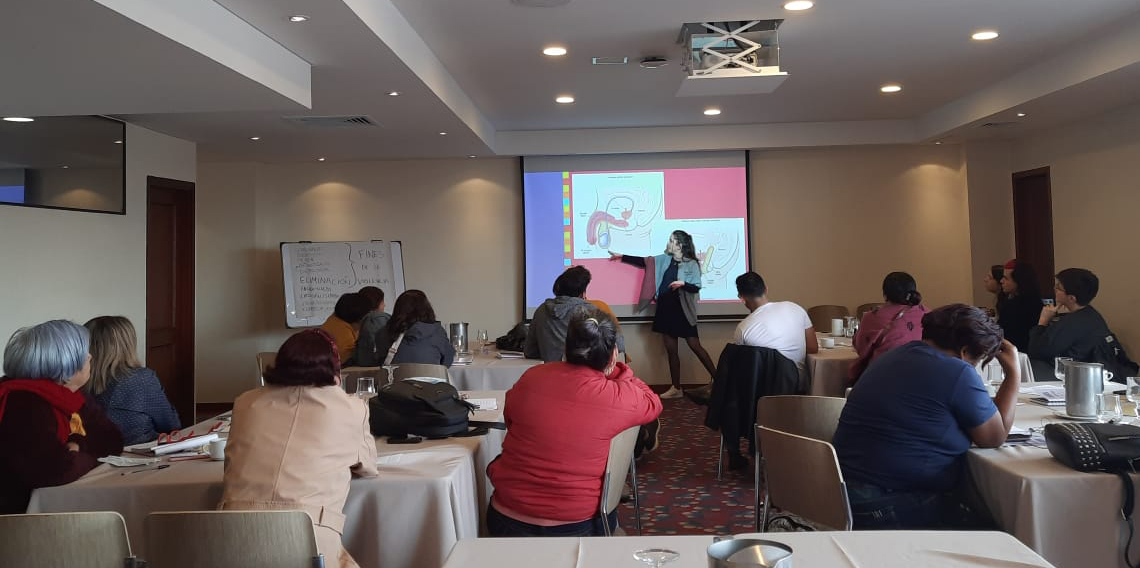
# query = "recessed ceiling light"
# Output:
<box><xmin>971</xmin><ymin>30</ymin><xmax>999</xmax><ymax>41</ymax></box>
<box><xmin>439</xmin><ymin>132</ymin><xmax>448</xmax><ymax>136</ymax></box>
<box><xmin>288</xmin><ymin>15</ymin><xmax>308</xmax><ymax>23</ymax></box>
<box><xmin>2</xmin><ymin>117</ymin><xmax>34</xmax><ymax>122</ymax></box>
<box><xmin>555</xmin><ymin>95</ymin><xmax>575</xmax><ymax>104</ymax></box>
<box><xmin>61</xmin><ymin>165</ymin><xmax>69</xmax><ymax>169</ymax></box>
<box><xmin>783</xmin><ymin>1</ymin><xmax>814</xmax><ymax>10</ymax></box>
<box><xmin>249</xmin><ymin>136</ymin><xmax>261</xmax><ymax>141</ymax></box>
<box><xmin>1016</xmin><ymin>112</ymin><xmax>1027</xmax><ymax>117</ymax></box>
<box><xmin>880</xmin><ymin>83</ymin><xmax>902</xmax><ymax>93</ymax></box>
<box><xmin>703</xmin><ymin>108</ymin><xmax>722</xmax><ymax>116</ymax></box>
<box><xmin>113</xmin><ymin>140</ymin><xmax>123</xmax><ymax>144</ymax></box>
<box><xmin>935</xmin><ymin>141</ymin><xmax>942</xmax><ymax>145</ymax></box>
<box><xmin>467</xmin><ymin>155</ymin><xmax>477</xmax><ymax>158</ymax></box>
<box><xmin>543</xmin><ymin>46</ymin><xmax>568</xmax><ymax>57</ymax></box>
<box><xmin>317</xmin><ymin>157</ymin><xmax>326</xmax><ymax>162</ymax></box>
<box><xmin>387</xmin><ymin>91</ymin><xmax>400</xmax><ymax>97</ymax></box>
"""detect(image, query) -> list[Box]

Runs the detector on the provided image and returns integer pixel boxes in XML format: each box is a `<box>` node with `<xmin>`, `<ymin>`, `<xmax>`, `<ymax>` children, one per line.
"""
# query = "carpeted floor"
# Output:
<box><xmin>616</xmin><ymin>396</ymin><xmax>760</xmax><ymax>535</ymax></box>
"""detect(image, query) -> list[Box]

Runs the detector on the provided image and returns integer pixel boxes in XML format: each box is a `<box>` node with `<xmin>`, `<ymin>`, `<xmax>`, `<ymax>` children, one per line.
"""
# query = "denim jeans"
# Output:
<box><xmin>487</xmin><ymin>503</ymin><xmax>617</xmax><ymax>537</ymax></box>
<box><xmin>845</xmin><ymin>480</ymin><xmax>994</xmax><ymax>530</ymax></box>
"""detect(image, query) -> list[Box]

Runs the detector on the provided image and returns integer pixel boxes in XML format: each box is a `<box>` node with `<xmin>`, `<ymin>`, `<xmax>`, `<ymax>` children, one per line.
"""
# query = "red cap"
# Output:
<box><xmin>1003</xmin><ymin>259</ymin><xmax>1017</xmax><ymax>270</ymax></box>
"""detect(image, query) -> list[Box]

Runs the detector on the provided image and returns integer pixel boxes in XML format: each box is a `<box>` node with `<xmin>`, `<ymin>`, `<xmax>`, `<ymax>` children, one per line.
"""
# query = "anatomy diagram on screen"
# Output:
<box><xmin>572</xmin><ymin>171</ymin><xmax>664</xmax><ymax>258</ymax></box>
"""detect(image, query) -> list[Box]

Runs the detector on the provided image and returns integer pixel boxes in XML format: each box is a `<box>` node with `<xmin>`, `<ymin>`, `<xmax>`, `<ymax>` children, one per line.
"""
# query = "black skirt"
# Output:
<box><xmin>653</xmin><ymin>290</ymin><xmax>698</xmax><ymax>338</ymax></box>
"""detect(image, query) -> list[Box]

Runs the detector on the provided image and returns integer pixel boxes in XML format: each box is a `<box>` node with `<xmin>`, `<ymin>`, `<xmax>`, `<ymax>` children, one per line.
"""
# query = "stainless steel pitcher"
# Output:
<box><xmin>449</xmin><ymin>322</ymin><xmax>469</xmax><ymax>354</ymax></box>
<box><xmin>1065</xmin><ymin>361</ymin><xmax>1111</xmax><ymax>418</ymax></box>
<box><xmin>707</xmin><ymin>538</ymin><xmax>793</xmax><ymax>568</ymax></box>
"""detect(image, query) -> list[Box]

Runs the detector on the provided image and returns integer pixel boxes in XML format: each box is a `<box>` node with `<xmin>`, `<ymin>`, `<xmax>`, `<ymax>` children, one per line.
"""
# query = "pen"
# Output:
<box><xmin>122</xmin><ymin>464</ymin><xmax>171</xmax><ymax>475</ymax></box>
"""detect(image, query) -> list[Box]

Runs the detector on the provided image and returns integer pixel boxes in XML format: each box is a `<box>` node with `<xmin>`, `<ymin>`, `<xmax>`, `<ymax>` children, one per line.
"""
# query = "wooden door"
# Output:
<box><xmin>1012</xmin><ymin>167</ymin><xmax>1055</xmax><ymax>296</ymax></box>
<box><xmin>146</xmin><ymin>176</ymin><xmax>195</xmax><ymax>425</ymax></box>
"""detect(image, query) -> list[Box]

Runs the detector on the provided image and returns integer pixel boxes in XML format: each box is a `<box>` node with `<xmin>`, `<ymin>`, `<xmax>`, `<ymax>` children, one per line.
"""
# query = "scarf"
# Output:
<box><xmin>0</xmin><ymin>378</ymin><xmax>86</xmax><ymax>444</ymax></box>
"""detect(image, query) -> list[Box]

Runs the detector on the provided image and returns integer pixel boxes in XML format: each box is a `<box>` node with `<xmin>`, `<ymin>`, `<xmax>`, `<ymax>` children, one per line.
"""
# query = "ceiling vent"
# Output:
<box><xmin>676</xmin><ymin>20</ymin><xmax>788</xmax><ymax>97</ymax></box>
<box><xmin>978</xmin><ymin>121</ymin><xmax>1017</xmax><ymax>129</ymax></box>
<box><xmin>282</xmin><ymin>115</ymin><xmax>379</xmax><ymax>128</ymax></box>
<box><xmin>592</xmin><ymin>57</ymin><xmax>629</xmax><ymax>65</ymax></box>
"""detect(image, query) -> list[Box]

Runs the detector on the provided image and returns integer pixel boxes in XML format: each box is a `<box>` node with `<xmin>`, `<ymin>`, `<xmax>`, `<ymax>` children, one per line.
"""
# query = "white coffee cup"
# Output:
<box><xmin>831</xmin><ymin>318</ymin><xmax>844</xmax><ymax>336</ymax></box>
<box><xmin>208</xmin><ymin>438</ymin><xmax>227</xmax><ymax>461</ymax></box>
<box><xmin>820</xmin><ymin>337</ymin><xmax>836</xmax><ymax>348</ymax></box>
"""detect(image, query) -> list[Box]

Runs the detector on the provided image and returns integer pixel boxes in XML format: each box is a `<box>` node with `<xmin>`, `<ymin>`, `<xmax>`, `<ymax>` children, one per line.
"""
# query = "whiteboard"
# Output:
<box><xmin>281</xmin><ymin>240</ymin><xmax>406</xmax><ymax>328</ymax></box>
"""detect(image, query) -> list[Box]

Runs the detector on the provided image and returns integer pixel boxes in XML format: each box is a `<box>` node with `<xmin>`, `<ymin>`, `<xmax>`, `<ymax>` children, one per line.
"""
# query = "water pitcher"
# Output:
<box><xmin>1065</xmin><ymin>361</ymin><xmax>1110</xmax><ymax>418</ymax></box>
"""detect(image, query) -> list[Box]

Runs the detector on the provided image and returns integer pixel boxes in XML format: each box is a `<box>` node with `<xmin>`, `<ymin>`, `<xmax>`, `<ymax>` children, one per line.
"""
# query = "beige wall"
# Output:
<box><xmin>1010</xmin><ymin>102</ymin><xmax>1140</xmax><ymax>353</ymax></box>
<box><xmin>196</xmin><ymin>144</ymin><xmax>978</xmax><ymax>401</ymax></box>
<box><xmin>0</xmin><ymin>124</ymin><xmax>195</xmax><ymax>358</ymax></box>
<box><xmin>27</xmin><ymin>166</ymin><xmax>123</xmax><ymax>212</ymax></box>
<box><xmin>964</xmin><ymin>140</ymin><xmax>1016</xmax><ymax>306</ymax></box>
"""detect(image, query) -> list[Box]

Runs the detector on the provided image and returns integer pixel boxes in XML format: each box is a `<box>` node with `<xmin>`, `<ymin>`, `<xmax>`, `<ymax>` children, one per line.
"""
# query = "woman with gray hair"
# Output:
<box><xmin>0</xmin><ymin>320</ymin><xmax>123</xmax><ymax>513</ymax></box>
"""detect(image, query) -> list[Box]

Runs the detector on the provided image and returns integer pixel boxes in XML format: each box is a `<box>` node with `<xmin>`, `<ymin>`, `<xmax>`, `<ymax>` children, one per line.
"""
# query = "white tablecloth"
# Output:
<box><xmin>26</xmin><ymin>390</ymin><xmax>509</xmax><ymax>568</ymax></box>
<box><xmin>807</xmin><ymin>334</ymin><xmax>856</xmax><ymax>397</ymax></box>
<box><xmin>448</xmin><ymin>353</ymin><xmax>539</xmax><ymax>391</ymax></box>
<box><xmin>968</xmin><ymin>397</ymin><xmax>1138</xmax><ymax>568</ymax></box>
<box><xmin>442</xmin><ymin>531</ymin><xmax>1053</xmax><ymax>568</ymax></box>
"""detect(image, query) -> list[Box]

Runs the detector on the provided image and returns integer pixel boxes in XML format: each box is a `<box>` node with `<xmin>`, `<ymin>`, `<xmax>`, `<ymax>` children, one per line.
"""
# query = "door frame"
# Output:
<box><xmin>1011</xmin><ymin>166</ymin><xmax>1055</xmax><ymax>295</ymax></box>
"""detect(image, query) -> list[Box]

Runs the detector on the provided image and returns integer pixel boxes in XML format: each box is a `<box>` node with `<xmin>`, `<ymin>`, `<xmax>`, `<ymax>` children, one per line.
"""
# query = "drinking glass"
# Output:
<box><xmin>1054</xmin><ymin>357</ymin><xmax>1073</xmax><ymax>381</ymax></box>
<box><xmin>1097</xmin><ymin>393</ymin><xmax>1122</xmax><ymax>423</ymax></box>
<box><xmin>356</xmin><ymin>377</ymin><xmax>377</xmax><ymax>400</ymax></box>
<box><xmin>632</xmin><ymin>549</ymin><xmax>679</xmax><ymax>568</ymax></box>
<box><xmin>1127</xmin><ymin>377</ymin><xmax>1140</xmax><ymax>405</ymax></box>
<box><xmin>477</xmin><ymin>329</ymin><xmax>490</xmax><ymax>354</ymax></box>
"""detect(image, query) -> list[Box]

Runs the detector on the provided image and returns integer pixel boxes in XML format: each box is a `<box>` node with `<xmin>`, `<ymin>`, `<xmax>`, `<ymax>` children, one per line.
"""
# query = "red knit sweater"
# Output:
<box><xmin>486</xmin><ymin>362</ymin><xmax>661</xmax><ymax>522</ymax></box>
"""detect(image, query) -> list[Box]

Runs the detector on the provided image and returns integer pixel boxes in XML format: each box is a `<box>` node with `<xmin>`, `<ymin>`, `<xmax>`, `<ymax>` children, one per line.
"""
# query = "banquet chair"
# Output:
<box><xmin>393</xmin><ymin>363</ymin><xmax>451</xmax><ymax>383</ymax></box>
<box><xmin>144</xmin><ymin>510</ymin><xmax>323</xmax><ymax>568</ymax></box>
<box><xmin>754</xmin><ymin>395</ymin><xmax>846</xmax><ymax>530</ymax></box>
<box><xmin>255</xmin><ymin>352</ymin><xmax>276</xmax><ymax>387</ymax></box>
<box><xmin>600</xmin><ymin>425</ymin><xmax>641</xmax><ymax>536</ymax></box>
<box><xmin>855</xmin><ymin>302</ymin><xmax>884</xmax><ymax>320</ymax></box>
<box><xmin>756</xmin><ymin>425</ymin><xmax>852</xmax><ymax>532</ymax></box>
<box><xmin>807</xmin><ymin>305</ymin><xmax>850</xmax><ymax>332</ymax></box>
<box><xmin>0</xmin><ymin>511</ymin><xmax>139</xmax><ymax>568</ymax></box>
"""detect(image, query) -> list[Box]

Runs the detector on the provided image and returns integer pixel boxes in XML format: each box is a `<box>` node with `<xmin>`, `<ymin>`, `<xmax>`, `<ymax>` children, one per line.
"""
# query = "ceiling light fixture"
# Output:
<box><xmin>935</xmin><ymin>141</ymin><xmax>942</xmax><ymax>145</ymax></box>
<box><xmin>2</xmin><ymin>117</ymin><xmax>34</xmax><ymax>122</ymax></box>
<box><xmin>880</xmin><ymin>83</ymin><xmax>902</xmax><ymax>93</ymax></box>
<box><xmin>288</xmin><ymin>15</ymin><xmax>308</xmax><ymax>23</ymax></box>
<box><xmin>703</xmin><ymin>108</ymin><xmax>722</xmax><ymax>116</ymax></box>
<box><xmin>439</xmin><ymin>132</ymin><xmax>448</xmax><ymax>136</ymax></box>
<box><xmin>317</xmin><ymin>157</ymin><xmax>326</xmax><ymax>162</ymax></box>
<box><xmin>387</xmin><ymin>91</ymin><xmax>400</xmax><ymax>96</ymax></box>
<box><xmin>61</xmin><ymin>165</ymin><xmax>69</xmax><ymax>169</ymax></box>
<box><xmin>467</xmin><ymin>155</ymin><xmax>477</xmax><ymax>158</ymax></box>
<box><xmin>542</xmin><ymin>46</ymin><xmax>568</xmax><ymax>57</ymax></box>
<box><xmin>971</xmin><ymin>30</ymin><xmax>999</xmax><ymax>41</ymax></box>
<box><xmin>555</xmin><ymin>95</ymin><xmax>575</xmax><ymax>104</ymax></box>
<box><xmin>783</xmin><ymin>1</ymin><xmax>814</xmax><ymax>10</ymax></box>
<box><xmin>249</xmin><ymin>136</ymin><xmax>261</xmax><ymax>141</ymax></box>
<box><xmin>113</xmin><ymin>140</ymin><xmax>123</xmax><ymax>144</ymax></box>
<box><xmin>1016</xmin><ymin>112</ymin><xmax>1027</xmax><ymax>117</ymax></box>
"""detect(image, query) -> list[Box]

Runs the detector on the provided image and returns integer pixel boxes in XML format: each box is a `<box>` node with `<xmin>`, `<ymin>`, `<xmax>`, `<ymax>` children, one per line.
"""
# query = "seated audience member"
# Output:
<box><xmin>526</xmin><ymin>266</ymin><xmax>624</xmax><ymax>362</ymax></box>
<box><xmin>981</xmin><ymin>264</ymin><xmax>1006</xmax><ymax>318</ymax></box>
<box><xmin>834</xmin><ymin>304</ymin><xmax>1019</xmax><ymax>529</ymax></box>
<box><xmin>221</xmin><ymin>329</ymin><xmax>378</xmax><ymax>568</ymax></box>
<box><xmin>850</xmin><ymin>272</ymin><xmax>928</xmax><ymax>382</ymax></box>
<box><xmin>353</xmin><ymin>286</ymin><xmax>391</xmax><ymax>366</ymax></box>
<box><xmin>997</xmin><ymin>259</ymin><xmax>1043</xmax><ymax>350</ymax></box>
<box><xmin>84</xmin><ymin>316</ymin><xmax>181</xmax><ymax>445</ymax></box>
<box><xmin>732</xmin><ymin>271</ymin><xmax>818</xmax><ymax>370</ymax></box>
<box><xmin>321</xmin><ymin>292</ymin><xmax>373</xmax><ymax>364</ymax></box>
<box><xmin>486</xmin><ymin>308</ymin><xmax>662</xmax><ymax>536</ymax></box>
<box><xmin>0</xmin><ymin>320</ymin><xmax>124</xmax><ymax>513</ymax></box>
<box><xmin>1028</xmin><ymin>268</ymin><xmax>1136</xmax><ymax>378</ymax></box>
<box><xmin>374</xmin><ymin>290</ymin><xmax>455</xmax><ymax>366</ymax></box>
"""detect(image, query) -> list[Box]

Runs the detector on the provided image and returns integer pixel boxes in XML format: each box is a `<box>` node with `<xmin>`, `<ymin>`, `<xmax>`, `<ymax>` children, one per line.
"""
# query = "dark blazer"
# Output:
<box><xmin>705</xmin><ymin>344</ymin><xmax>803</xmax><ymax>454</ymax></box>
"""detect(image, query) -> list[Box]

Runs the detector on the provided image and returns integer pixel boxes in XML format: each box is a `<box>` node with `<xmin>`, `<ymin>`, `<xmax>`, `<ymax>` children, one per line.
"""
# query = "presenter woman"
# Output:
<box><xmin>609</xmin><ymin>230</ymin><xmax>716</xmax><ymax>398</ymax></box>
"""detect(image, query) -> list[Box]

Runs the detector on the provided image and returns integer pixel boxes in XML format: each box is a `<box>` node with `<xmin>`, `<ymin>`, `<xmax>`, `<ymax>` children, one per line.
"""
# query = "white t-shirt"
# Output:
<box><xmin>733</xmin><ymin>301</ymin><xmax>813</xmax><ymax>368</ymax></box>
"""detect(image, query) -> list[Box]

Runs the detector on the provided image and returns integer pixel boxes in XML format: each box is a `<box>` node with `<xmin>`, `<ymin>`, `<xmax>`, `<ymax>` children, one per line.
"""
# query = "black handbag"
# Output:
<box><xmin>1044</xmin><ymin>422</ymin><xmax>1140</xmax><ymax>568</ymax></box>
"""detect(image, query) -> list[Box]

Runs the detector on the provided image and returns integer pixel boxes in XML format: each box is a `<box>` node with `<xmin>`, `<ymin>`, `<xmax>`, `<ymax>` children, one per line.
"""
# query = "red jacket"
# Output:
<box><xmin>487</xmin><ymin>361</ymin><xmax>661</xmax><ymax>523</ymax></box>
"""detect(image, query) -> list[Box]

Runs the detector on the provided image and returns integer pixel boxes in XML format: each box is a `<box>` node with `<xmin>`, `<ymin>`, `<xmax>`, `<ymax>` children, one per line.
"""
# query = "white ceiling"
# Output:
<box><xmin>2</xmin><ymin>0</ymin><xmax>1139</xmax><ymax>162</ymax></box>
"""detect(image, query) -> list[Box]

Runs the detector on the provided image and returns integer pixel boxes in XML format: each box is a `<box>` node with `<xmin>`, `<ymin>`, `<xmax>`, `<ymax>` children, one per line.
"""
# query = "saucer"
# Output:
<box><xmin>1053</xmin><ymin>410</ymin><xmax>1097</xmax><ymax>421</ymax></box>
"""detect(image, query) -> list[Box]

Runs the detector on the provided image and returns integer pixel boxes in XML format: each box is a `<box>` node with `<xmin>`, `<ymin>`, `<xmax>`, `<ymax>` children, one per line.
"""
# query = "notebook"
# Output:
<box><xmin>1022</xmin><ymin>385</ymin><xmax>1066</xmax><ymax>406</ymax></box>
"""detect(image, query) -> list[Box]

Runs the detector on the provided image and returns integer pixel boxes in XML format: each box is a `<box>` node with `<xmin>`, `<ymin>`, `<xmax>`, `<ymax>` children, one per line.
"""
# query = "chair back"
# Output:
<box><xmin>393</xmin><ymin>363</ymin><xmax>450</xmax><ymax>383</ymax></box>
<box><xmin>757</xmin><ymin>425</ymin><xmax>852</xmax><ymax>531</ymax></box>
<box><xmin>600</xmin><ymin>425</ymin><xmax>640</xmax><ymax>534</ymax></box>
<box><xmin>144</xmin><ymin>511</ymin><xmax>322</xmax><ymax>568</ymax></box>
<box><xmin>0</xmin><ymin>511</ymin><xmax>133</xmax><ymax>568</ymax></box>
<box><xmin>855</xmin><ymin>302</ymin><xmax>884</xmax><ymax>320</ymax></box>
<box><xmin>255</xmin><ymin>352</ymin><xmax>277</xmax><ymax>387</ymax></box>
<box><xmin>341</xmin><ymin>366</ymin><xmax>383</xmax><ymax>393</ymax></box>
<box><xmin>757</xmin><ymin>395</ymin><xmax>846</xmax><ymax>443</ymax></box>
<box><xmin>807</xmin><ymin>305</ymin><xmax>850</xmax><ymax>332</ymax></box>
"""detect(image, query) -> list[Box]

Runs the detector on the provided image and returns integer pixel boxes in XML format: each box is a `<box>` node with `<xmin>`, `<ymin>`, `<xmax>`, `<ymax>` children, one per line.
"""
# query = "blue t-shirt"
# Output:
<box><xmin>833</xmin><ymin>341</ymin><xmax>997</xmax><ymax>492</ymax></box>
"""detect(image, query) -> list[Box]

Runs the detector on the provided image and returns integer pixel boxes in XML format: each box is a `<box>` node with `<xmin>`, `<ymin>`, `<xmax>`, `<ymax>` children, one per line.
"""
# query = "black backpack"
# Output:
<box><xmin>1095</xmin><ymin>332</ymin><xmax>1140</xmax><ymax>383</ymax></box>
<box><xmin>369</xmin><ymin>380</ymin><xmax>476</xmax><ymax>438</ymax></box>
<box><xmin>495</xmin><ymin>322</ymin><xmax>528</xmax><ymax>352</ymax></box>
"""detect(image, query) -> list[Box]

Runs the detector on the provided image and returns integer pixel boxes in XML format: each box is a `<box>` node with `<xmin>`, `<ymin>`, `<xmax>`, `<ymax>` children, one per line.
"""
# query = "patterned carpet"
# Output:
<box><xmin>616</xmin><ymin>396</ymin><xmax>760</xmax><ymax>534</ymax></box>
